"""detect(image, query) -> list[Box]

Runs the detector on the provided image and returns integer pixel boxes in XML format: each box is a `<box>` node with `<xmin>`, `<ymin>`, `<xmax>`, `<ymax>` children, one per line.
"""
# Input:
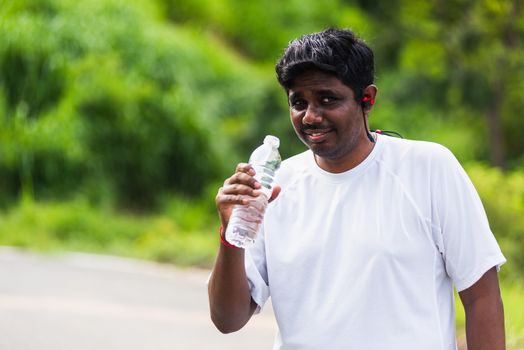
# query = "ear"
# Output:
<box><xmin>361</xmin><ymin>85</ymin><xmax>378</xmax><ymax>113</ymax></box>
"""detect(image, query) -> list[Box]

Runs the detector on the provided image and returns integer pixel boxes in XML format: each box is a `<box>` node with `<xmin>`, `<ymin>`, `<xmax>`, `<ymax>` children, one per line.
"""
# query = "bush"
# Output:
<box><xmin>466</xmin><ymin>163</ymin><xmax>524</xmax><ymax>282</ymax></box>
<box><xmin>0</xmin><ymin>0</ymin><xmax>279</xmax><ymax>209</ymax></box>
<box><xmin>0</xmin><ymin>198</ymin><xmax>218</xmax><ymax>267</ymax></box>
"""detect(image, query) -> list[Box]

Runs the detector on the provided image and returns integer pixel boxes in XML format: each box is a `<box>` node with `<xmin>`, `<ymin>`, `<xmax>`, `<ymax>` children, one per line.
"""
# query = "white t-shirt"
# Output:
<box><xmin>245</xmin><ymin>134</ymin><xmax>506</xmax><ymax>350</ymax></box>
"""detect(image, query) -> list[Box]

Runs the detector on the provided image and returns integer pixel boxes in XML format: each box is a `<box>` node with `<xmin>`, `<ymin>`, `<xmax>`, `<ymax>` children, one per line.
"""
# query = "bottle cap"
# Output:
<box><xmin>263</xmin><ymin>135</ymin><xmax>280</xmax><ymax>148</ymax></box>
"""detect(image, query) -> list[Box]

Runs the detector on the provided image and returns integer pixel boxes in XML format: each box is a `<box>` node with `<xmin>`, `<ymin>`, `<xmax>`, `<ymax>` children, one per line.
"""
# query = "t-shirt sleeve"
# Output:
<box><xmin>430</xmin><ymin>146</ymin><xmax>506</xmax><ymax>292</ymax></box>
<box><xmin>244</xmin><ymin>224</ymin><xmax>270</xmax><ymax>313</ymax></box>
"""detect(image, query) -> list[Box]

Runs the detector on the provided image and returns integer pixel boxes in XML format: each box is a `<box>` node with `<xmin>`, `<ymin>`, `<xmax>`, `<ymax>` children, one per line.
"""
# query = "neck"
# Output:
<box><xmin>314</xmin><ymin>134</ymin><xmax>375</xmax><ymax>173</ymax></box>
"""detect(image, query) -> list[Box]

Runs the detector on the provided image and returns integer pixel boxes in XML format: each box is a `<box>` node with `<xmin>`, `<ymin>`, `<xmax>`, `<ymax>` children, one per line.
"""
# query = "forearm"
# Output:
<box><xmin>208</xmin><ymin>244</ymin><xmax>256</xmax><ymax>333</ymax></box>
<box><xmin>458</xmin><ymin>267</ymin><xmax>505</xmax><ymax>349</ymax></box>
<box><xmin>209</xmin><ymin>162</ymin><xmax>270</xmax><ymax>333</ymax></box>
<box><xmin>463</xmin><ymin>289</ymin><xmax>505</xmax><ymax>349</ymax></box>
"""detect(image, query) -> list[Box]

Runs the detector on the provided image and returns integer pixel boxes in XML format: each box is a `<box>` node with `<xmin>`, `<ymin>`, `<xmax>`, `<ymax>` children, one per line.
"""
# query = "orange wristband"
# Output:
<box><xmin>219</xmin><ymin>226</ymin><xmax>239</xmax><ymax>249</ymax></box>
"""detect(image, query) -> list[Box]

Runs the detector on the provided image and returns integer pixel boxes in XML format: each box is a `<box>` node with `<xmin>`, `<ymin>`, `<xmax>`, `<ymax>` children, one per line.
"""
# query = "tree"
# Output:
<box><xmin>383</xmin><ymin>0</ymin><xmax>524</xmax><ymax>168</ymax></box>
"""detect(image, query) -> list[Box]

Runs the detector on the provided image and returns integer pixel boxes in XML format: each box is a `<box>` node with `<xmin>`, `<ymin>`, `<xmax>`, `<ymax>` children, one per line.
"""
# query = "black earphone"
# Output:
<box><xmin>361</xmin><ymin>96</ymin><xmax>376</xmax><ymax>143</ymax></box>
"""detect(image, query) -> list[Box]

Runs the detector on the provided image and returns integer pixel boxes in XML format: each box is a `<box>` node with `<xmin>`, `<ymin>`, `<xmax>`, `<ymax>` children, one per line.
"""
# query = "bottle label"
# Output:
<box><xmin>255</xmin><ymin>159</ymin><xmax>281</xmax><ymax>190</ymax></box>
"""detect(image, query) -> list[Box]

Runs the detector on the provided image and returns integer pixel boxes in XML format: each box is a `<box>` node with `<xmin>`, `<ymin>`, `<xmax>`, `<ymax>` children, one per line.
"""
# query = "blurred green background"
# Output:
<box><xmin>0</xmin><ymin>0</ymin><xmax>523</xmax><ymax>346</ymax></box>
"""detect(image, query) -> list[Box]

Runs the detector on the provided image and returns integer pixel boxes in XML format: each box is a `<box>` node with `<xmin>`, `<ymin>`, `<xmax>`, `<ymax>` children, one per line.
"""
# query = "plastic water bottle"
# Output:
<box><xmin>225</xmin><ymin>135</ymin><xmax>281</xmax><ymax>248</ymax></box>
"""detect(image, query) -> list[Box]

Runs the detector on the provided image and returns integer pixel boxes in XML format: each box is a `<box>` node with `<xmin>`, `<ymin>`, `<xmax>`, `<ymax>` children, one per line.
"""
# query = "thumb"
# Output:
<box><xmin>269</xmin><ymin>185</ymin><xmax>281</xmax><ymax>203</ymax></box>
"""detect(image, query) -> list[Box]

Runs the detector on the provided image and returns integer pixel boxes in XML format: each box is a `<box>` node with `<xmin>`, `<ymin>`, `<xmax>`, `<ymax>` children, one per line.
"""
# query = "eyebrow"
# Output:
<box><xmin>288</xmin><ymin>88</ymin><xmax>339</xmax><ymax>100</ymax></box>
<box><xmin>315</xmin><ymin>88</ymin><xmax>339</xmax><ymax>95</ymax></box>
<box><xmin>288</xmin><ymin>91</ymin><xmax>301</xmax><ymax>100</ymax></box>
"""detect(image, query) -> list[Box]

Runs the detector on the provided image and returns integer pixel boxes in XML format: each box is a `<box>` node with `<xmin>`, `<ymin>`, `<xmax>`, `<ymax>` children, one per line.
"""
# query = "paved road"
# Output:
<box><xmin>0</xmin><ymin>247</ymin><xmax>276</xmax><ymax>350</ymax></box>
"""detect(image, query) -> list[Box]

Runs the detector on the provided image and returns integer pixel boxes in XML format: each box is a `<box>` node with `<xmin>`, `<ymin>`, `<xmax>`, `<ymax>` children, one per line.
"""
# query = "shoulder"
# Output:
<box><xmin>378</xmin><ymin>135</ymin><xmax>459</xmax><ymax>169</ymax></box>
<box><xmin>275</xmin><ymin>150</ymin><xmax>311</xmax><ymax>184</ymax></box>
<box><xmin>269</xmin><ymin>150</ymin><xmax>316</xmax><ymax>206</ymax></box>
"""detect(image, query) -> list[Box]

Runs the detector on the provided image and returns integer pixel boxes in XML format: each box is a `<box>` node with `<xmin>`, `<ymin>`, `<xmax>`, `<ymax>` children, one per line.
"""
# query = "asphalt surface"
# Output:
<box><xmin>0</xmin><ymin>247</ymin><xmax>276</xmax><ymax>350</ymax></box>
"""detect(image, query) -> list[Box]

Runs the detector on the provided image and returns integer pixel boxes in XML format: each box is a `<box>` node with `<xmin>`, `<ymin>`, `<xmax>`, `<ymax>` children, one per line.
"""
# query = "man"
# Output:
<box><xmin>208</xmin><ymin>28</ymin><xmax>506</xmax><ymax>349</ymax></box>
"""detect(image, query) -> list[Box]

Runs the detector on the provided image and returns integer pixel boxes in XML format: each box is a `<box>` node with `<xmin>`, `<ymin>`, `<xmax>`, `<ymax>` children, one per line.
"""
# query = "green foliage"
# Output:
<box><xmin>0</xmin><ymin>198</ymin><xmax>218</xmax><ymax>267</ymax></box>
<box><xmin>370</xmin><ymin>71</ymin><xmax>485</xmax><ymax>163</ymax></box>
<box><xmin>0</xmin><ymin>198</ymin><xmax>144</xmax><ymax>252</ymax></box>
<box><xmin>0</xmin><ymin>0</ymin><xmax>276</xmax><ymax>208</ymax></box>
<box><xmin>466</xmin><ymin>163</ymin><xmax>524</xmax><ymax>282</ymax></box>
<box><xmin>379</xmin><ymin>0</ymin><xmax>524</xmax><ymax>166</ymax></box>
<box><xmin>4</xmin><ymin>0</ymin><xmax>523</xmax><ymax>210</ymax></box>
<box><xmin>161</xmin><ymin>0</ymin><xmax>345</xmax><ymax>61</ymax></box>
<box><xmin>501</xmin><ymin>282</ymin><xmax>524</xmax><ymax>349</ymax></box>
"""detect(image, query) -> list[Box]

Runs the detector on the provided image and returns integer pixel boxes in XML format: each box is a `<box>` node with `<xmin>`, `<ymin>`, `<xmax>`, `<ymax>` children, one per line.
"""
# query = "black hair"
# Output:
<box><xmin>275</xmin><ymin>28</ymin><xmax>375</xmax><ymax>101</ymax></box>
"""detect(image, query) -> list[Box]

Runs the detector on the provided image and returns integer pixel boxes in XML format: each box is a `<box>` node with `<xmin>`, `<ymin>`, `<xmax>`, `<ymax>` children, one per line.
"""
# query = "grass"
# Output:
<box><xmin>0</xmin><ymin>198</ymin><xmax>218</xmax><ymax>268</ymax></box>
<box><xmin>502</xmin><ymin>282</ymin><xmax>524</xmax><ymax>349</ymax></box>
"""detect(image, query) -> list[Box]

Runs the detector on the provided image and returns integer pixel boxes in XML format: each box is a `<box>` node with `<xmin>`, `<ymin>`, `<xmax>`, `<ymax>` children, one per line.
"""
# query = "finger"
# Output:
<box><xmin>216</xmin><ymin>193</ymin><xmax>251</xmax><ymax>206</ymax></box>
<box><xmin>221</xmin><ymin>183</ymin><xmax>261</xmax><ymax>197</ymax></box>
<box><xmin>235</xmin><ymin>163</ymin><xmax>256</xmax><ymax>176</ymax></box>
<box><xmin>225</xmin><ymin>172</ymin><xmax>261</xmax><ymax>189</ymax></box>
<box><xmin>269</xmin><ymin>185</ymin><xmax>281</xmax><ymax>203</ymax></box>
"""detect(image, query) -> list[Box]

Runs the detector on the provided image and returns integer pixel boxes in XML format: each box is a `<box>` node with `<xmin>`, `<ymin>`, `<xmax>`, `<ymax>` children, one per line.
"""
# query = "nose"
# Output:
<box><xmin>302</xmin><ymin>104</ymin><xmax>323</xmax><ymax>125</ymax></box>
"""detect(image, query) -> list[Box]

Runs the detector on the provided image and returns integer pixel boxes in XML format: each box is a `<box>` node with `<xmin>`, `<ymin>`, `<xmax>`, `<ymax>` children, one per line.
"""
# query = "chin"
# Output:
<box><xmin>309</xmin><ymin>144</ymin><xmax>340</xmax><ymax>159</ymax></box>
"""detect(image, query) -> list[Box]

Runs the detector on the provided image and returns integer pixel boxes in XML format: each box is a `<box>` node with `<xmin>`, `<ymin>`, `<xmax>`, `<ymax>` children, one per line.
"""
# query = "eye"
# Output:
<box><xmin>290</xmin><ymin>99</ymin><xmax>307</xmax><ymax>111</ymax></box>
<box><xmin>320</xmin><ymin>96</ymin><xmax>337</xmax><ymax>105</ymax></box>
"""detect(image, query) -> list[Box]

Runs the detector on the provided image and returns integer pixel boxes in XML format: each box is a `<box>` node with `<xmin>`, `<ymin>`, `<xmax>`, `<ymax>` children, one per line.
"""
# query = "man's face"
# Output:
<box><xmin>287</xmin><ymin>70</ymin><xmax>370</xmax><ymax>171</ymax></box>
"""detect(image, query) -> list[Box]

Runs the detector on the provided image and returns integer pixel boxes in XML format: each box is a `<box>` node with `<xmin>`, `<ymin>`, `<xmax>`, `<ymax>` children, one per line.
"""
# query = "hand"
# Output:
<box><xmin>215</xmin><ymin>163</ymin><xmax>281</xmax><ymax>228</ymax></box>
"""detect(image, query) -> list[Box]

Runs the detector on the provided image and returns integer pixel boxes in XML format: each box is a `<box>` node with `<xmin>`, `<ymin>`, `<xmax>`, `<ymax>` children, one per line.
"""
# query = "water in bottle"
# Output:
<box><xmin>225</xmin><ymin>135</ymin><xmax>281</xmax><ymax>248</ymax></box>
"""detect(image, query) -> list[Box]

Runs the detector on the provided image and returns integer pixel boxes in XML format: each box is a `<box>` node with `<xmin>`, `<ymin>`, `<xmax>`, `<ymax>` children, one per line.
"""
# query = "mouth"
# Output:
<box><xmin>302</xmin><ymin>128</ymin><xmax>334</xmax><ymax>143</ymax></box>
